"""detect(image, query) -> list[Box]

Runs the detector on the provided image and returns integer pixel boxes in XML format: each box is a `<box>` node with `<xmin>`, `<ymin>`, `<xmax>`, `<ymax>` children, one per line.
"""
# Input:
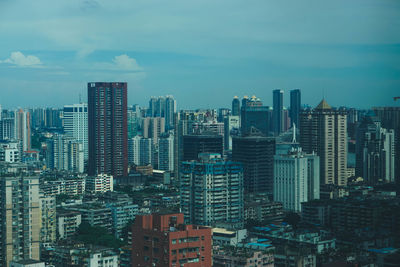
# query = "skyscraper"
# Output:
<box><xmin>241</xmin><ymin>95</ymin><xmax>271</xmax><ymax>136</ymax></box>
<box><xmin>182</xmin><ymin>134</ymin><xmax>223</xmax><ymax>161</ymax></box>
<box><xmin>0</xmin><ymin>175</ymin><xmax>40</xmax><ymax>267</ymax></box>
<box><xmin>300</xmin><ymin>99</ymin><xmax>347</xmax><ymax>186</ymax></box>
<box><xmin>158</xmin><ymin>134</ymin><xmax>174</xmax><ymax>171</ymax></box>
<box><xmin>290</xmin><ymin>89</ymin><xmax>301</xmax><ymax>127</ymax></box>
<box><xmin>63</xmin><ymin>103</ymin><xmax>88</xmax><ymax>160</ymax></box>
<box><xmin>232</xmin><ymin>96</ymin><xmax>240</xmax><ymax>116</ymax></box>
<box><xmin>355</xmin><ymin>116</ymin><xmax>395</xmax><ymax>184</ymax></box>
<box><xmin>14</xmin><ymin>109</ymin><xmax>31</xmax><ymax>151</ymax></box>
<box><xmin>232</xmin><ymin>130</ymin><xmax>275</xmax><ymax>196</ymax></box>
<box><xmin>274</xmin><ymin>147</ymin><xmax>320</xmax><ymax>212</ymax></box>
<box><xmin>165</xmin><ymin>95</ymin><xmax>176</xmax><ymax>131</ymax></box>
<box><xmin>273</xmin><ymin>89</ymin><xmax>284</xmax><ymax>135</ymax></box>
<box><xmin>88</xmin><ymin>82</ymin><xmax>128</xmax><ymax>177</ymax></box>
<box><xmin>180</xmin><ymin>153</ymin><xmax>244</xmax><ymax>229</ymax></box>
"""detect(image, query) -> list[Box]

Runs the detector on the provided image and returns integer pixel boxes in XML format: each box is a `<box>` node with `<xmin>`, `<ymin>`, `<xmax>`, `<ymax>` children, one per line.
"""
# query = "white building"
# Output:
<box><xmin>14</xmin><ymin>109</ymin><xmax>31</xmax><ymax>152</ymax></box>
<box><xmin>57</xmin><ymin>210</ymin><xmax>82</xmax><ymax>240</ymax></box>
<box><xmin>86</xmin><ymin>174</ymin><xmax>114</xmax><ymax>194</ymax></box>
<box><xmin>158</xmin><ymin>134</ymin><xmax>174</xmax><ymax>171</ymax></box>
<box><xmin>63</xmin><ymin>103</ymin><xmax>88</xmax><ymax>160</ymax></box>
<box><xmin>274</xmin><ymin>147</ymin><xmax>320</xmax><ymax>212</ymax></box>
<box><xmin>0</xmin><ymin>141</ymin><xmax>19</xmax><ymax>162</ymax></box>
<box><xmin>224</xmin><ymin>115</ymin><xmax>240</xmax><ymax>150</ymax></box>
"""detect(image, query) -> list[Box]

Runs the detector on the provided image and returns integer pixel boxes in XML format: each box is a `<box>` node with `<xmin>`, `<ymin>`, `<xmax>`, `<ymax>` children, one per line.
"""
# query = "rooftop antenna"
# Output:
<box><xmin>292</xmin><ymin>123</ymin><xmax>297</xmax><ymax>143</ymax></box>
<box><xmin>79</xmin><ymin>93</ymin><xmax>82</xmax><ymax>104</ymax></box>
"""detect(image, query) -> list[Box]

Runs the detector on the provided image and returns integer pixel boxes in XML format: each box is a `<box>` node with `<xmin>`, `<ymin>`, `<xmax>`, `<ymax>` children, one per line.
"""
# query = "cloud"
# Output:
<box><xmin>113</xmin><ymin>54</ymin><xmax>141</xmax><ymax>71</ymax></box>
<box><xmin>1</xmin><ymin>51</ymin><xmax>43</xmax><ymax>67</ymax></box>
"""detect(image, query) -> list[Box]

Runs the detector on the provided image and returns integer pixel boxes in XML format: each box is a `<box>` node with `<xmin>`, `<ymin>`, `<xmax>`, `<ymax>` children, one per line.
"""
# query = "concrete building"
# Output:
<box><xmin>158</xmin><ymin>134</ymin><xmax>174</xmax><ymax>171</ymax></box>
<box><xmin>244</xmin><ymin>199</ymin><xmax>284</xmax><ymax>224</ymax></box>
<box><xmin>39</xmin><ymin>195</ymin><xmax>56</xmax><ymax>245</ymax></box>
<box><xmin>165</xmin><ymin>95</ymin><xmax>177</xmax><ymax>131</ymax></box>
<box><xmin>106</xmin><ymin>202</ymin><xmax>139</xmax><ymax>238</ymax></box>
<box><xmin>180</xmin><ymin>153</ymin><xmax>244</xmax><ymax>228</ymax></box>
<box><xmin>182</xmin><ymin>134</ymin><xmax>223</xmax><ymax>161</ymax></box>
<box><xmin>143</xmin><ymin>117</ymin><xmax>165</xmax><ymax>145</ymax></box>
<box><xmin>65</xmin><ymin>204</ymin><xmax>112</xmax><ymax>230</ymax></box>
<box><xmin>0</xmin><ymin>175</ymin><xmax>40</xmax><ymax>267</ymax></box>
<box><xmin>41</xmin><ymin>177</ymin><xmax>86</xmax><ymax>196</ymax></box>
<box><xmin>10</xmin><ymin>260</ymin><xmax>45</xmax><ymax>267</ymax></box>
<box><xmin>132</xmin><ymin>213</ymin><xmax>212</xmax><ymax>267</ymax></box>
<box><xmin>88</xmin><ymin>82</ymin><xmax>128</xmax><ymax>177</ymax></box>
<box><xmin>212</xmin><ymin>228</ymin><xmax>247</xmax><ymax>247</ymax></box>
<box><xmin>86</xmin><ymin>174</ymin><xmax>113</xmax><ymax>194</ymax></box>
<box><xmin>213</xmin><ymin>247</ymin><xmax>274</xmax><ymax>267</ymax></box>
<box><xmin>0</xmin><ymin>141</ymin><xmax>19</xmax><ymax>162</ymax></box>
<box><xmin>14</xmin><ymin>109</ymin><xmax>31</xmax><ymax>152</ymax></box>
<box><xmin>356</xmin><ymin>116</ymin><xmax>395</xmax><ymax>184</ymax></box>
<box><xmin>274</xmin><ymin>147</ymin><xmax>320</xmax><ymax>212</ymax></box>
<box><xmin>224</xmin><ymin>115</ymin><xmax>240</xmax><ymax>150</ymax></box>
<box><xmin>300</xmin><ymin>99</ymin><xmax>348</xmax><ymax>186</ymax></box>
<box><xmin>63</xmin><ymin>103</ymin><xmax>88</xmax><ymax>160</ymax></box>
<box><xmin>232</xmin><ymin>132</ymin><xmax>275</xmax><ymax>195</ymax></box>
<box><xmin>57</xmin><ymin>210</ymin><xmax>82</xmax><ymax>240</ymax></box>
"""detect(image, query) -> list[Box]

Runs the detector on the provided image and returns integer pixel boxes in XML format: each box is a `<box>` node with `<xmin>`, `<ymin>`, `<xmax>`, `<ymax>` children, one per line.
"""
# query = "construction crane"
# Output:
<box><xmin>394</xmin><ymin>97</ymin><xmax>400</xmax><ymax>101</ymax></box>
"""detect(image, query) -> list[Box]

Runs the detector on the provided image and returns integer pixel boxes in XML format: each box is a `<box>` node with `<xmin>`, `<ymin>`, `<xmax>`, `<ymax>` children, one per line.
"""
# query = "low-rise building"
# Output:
<box><xmin>57</xmin><ymin>210</ymin><xmax>82</xmax><ymax>240</ymax></box>
<box><xmin>213</xmin><ymin>246</ymin><xmax>274</xmax><ymax>267</ymax></box>
<box><xmin>212</xmin><ymin>228</ymin><xmax>247</xmax><ymax>247</ymax></box>
<box><xmin>86</xmin><ymin>174</ymin><xmax>113</xmax><ymax>194</ymax></box>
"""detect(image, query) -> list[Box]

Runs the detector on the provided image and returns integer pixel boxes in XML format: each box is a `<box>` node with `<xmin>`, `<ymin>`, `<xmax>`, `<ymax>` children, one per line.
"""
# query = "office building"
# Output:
<box><xmin>232</xmin><ymin>132</ymin><xmax>275</xmax><ymax>195</ymax></box>
<box><xmin>180</xmin><ymin>153</ymin><xmax>244</xmax><ymax>228</ymax></box>
<box><xmin>290</xmin><ymin>89</ymin><xmax>301</xmax><ymax>127</ymax></box>
<box><xmin>158</xmin><ymin>134</ymin><xmax>174</xmax><ymax>171</ymax></box>
<box><xmin>273</xmin><ymin>89</ymin><xmax>284</xmax><ymax>135</ymax></box>
<box><xmin>0</xmin><ymin>175</ymin><xmax>40</xmax><ymax>267</ymax></box>
<box><xmin>241</xmin><ymin>96</ymin><xmax>271</xmax><ymax>136</ymax></box>
<box><xmin>356</xmin><ymin>116</ymin><xmax>395</xmax><ymax>184</ymax></box>
<box><xmin>182</xmin><ymin>134</ymin><xmax>223</xmax><ymax>161</ymax></box>
<box><xmin>232</xmin><ymin>96</ymin><xmax>241</xmax><ymax>116</ymax></box>
<box><xmin>63</xmin><ymin>103</ymin><xmax>88</xmax><ymax>160</ymax></box>
<box><xmin>88</xmin><ymin>82</ymin><xmax>128</xmax><ymax>177</ymax></box>
<box><xmin>132</xmin><ymin>213</ymin><xmax>212</xmax><ymax>267</ymax></box>
<box><xmin>274</xmin><ymin>147</ymin><xmax>320</xmax><ymax>212</ymax></box>
<box><xmin>300</xmin><ymin>99</ymin><xmax>348</xmax><ymax>186</ymax></box>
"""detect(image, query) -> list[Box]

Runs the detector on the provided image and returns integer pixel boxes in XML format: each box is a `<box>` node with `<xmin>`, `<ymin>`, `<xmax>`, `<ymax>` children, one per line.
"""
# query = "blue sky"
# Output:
<box><xmin>0</xmin><ymin>0</ymin><xmax>399</xmax><ymax>109</ymax></box>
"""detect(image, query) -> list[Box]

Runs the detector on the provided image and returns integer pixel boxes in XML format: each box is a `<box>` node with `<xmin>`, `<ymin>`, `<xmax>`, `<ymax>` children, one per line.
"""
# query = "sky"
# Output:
<box><xmin>0</xmin><ymin>0</ymin><xmax>399</xmax><ymax>110</ymax></box>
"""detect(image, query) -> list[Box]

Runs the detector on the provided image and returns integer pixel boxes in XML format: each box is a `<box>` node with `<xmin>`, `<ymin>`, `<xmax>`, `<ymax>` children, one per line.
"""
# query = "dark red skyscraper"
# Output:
<box><xmin>88</xmin><ymin>82</ymin><xmax>128</xmax><ymax>177</ymax></box>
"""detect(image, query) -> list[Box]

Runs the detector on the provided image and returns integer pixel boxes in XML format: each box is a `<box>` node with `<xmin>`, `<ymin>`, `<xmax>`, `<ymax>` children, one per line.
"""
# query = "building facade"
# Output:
<box><xmin>63</xmin><ymin>103</ymin><xmax>88</xmax><ymax>160</ymax></box>
<box><xmin>88</xmin><ymin>82</ymin><xmax>128</xmax><ymax>177</ymax></box>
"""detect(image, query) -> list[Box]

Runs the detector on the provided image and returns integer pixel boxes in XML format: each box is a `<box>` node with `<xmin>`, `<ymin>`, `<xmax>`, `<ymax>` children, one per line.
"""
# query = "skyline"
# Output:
<box><xmin>1</xmin><ymin>0</ymin><xmax>399</xmax><ymax>109</ymax></box>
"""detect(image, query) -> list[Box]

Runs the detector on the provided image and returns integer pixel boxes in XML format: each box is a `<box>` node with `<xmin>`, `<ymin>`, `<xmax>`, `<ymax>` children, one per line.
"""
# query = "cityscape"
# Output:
<box><xmin>1</xmin><ymin>1</ymin><xmax>400</xmax><ymax>267</ymax></box>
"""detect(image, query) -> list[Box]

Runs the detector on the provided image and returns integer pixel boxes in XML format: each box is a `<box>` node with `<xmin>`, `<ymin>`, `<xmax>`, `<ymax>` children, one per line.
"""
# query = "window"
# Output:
<box><xmin>172</xmin><ymin>239</ymin><xmax>177</xmax><ymax>244</ymax></box>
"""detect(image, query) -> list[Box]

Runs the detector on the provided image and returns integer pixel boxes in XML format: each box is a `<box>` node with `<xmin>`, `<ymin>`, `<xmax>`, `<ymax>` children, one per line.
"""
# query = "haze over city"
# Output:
<box><xmin>1</xmin><ymin>0</ymin><xmax>400</xmax><ymax>109</ymax></box>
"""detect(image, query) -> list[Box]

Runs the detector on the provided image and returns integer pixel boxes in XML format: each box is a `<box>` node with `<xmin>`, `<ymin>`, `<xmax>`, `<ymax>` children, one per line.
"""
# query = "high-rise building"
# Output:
<box><xmin>180</xmin><ymin>153</ymin><xmax>244</xmax><ymax>228</ymax></box>
<box><xmin>300</xmin><ymin>99</ymin><xmax>348</xmax><ymax>186</ymax></box>
<box><xmin>142</xmin><ymin>117</ymin><xmax>165</xmax><ymax>145</ymax></box>
<box><xmin>46</xmin><ymin>134</ymin><xmax>84</xmax><ymax>173</ymax></box>
<box><xmin>232</xmin><ymin>131</ymin><xmax>275</xmax><ymax>195</ymax></box>
<box><xmin>128</xmin><ymin>136</ymin><xmax>153</xmax><ymax>166</ymax></box>
<box><xmin>165</xmin><ymin>95</ymin><xmax>176</xmax><ymax>131</ymax></box>
<box><xmin>63</xmin><ymin>103</ymin><xmax>88</xmax><ymax>160</ymax></box>
<box><xmin>274</xmin><ymin>147</ymin><xmax>320</xmax><ymax>212</ymax></box>
<box><xmin>273</xmin><ymin>89</ymin><xmax>284</xmax><ymax>135</ymax></box>
<box><xmin>241</xmin><ymin>96</ymin><xmax>271</xmax><ymax>136</ymax></box>
<box><xmin>355</xmin><ymin>116</ymin><xmax>395</xmax><ymax>184</ymax></box>
<box><xmin>131</xmin><ymin>213</ymin><xmax>212</xmax><ymax>267</ymax></box>
<box><xmin>290</xmin><ymin>89</ymin><xmax>301</xmax><ymax>127</ymax></box>
<box><xmin>88</xmin><ymin>82</ymin><xmax>128</xmax><ymax>177</ymax></box>
<box><xmin>224</xmin><ymin>115</ymin><xmax>240</xmax><ymax>150</ymax></box>
<box><xmin>232</xmin><ymin>96</ymin><xmax>240</xmax><ymax>116</ymax></box>
<box><xmin>183</xmin><ymin>134</ymin><xmax>223</xmax><ymax>161</ymax></box>
<box><xmin>39</xmin><ymin>195</ymin><xmax>56</xmax><ymax>245</ymax></box>
<box><xmin>14</xmin><ymin>109</ymin><xmax>31</xmax><ymax>152</ymax></box>
<box><xmin>127</xmin><ymin>106</ymin><xmax>141</xmax><ymax>138</ymax></box>
<box><xmin>158</xmin><ymin>134</ymin><xmax>174</xmax><ymax>171</ymax></box>
<box><xmin>0</xmin><ymin>175</ymin><xmax>40</xmax><ymax>267</ymax></box>
<box><xmin>372</xmin><ymin>107</ymin><xmax>400</xmax><ymax>186</ymax></box>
